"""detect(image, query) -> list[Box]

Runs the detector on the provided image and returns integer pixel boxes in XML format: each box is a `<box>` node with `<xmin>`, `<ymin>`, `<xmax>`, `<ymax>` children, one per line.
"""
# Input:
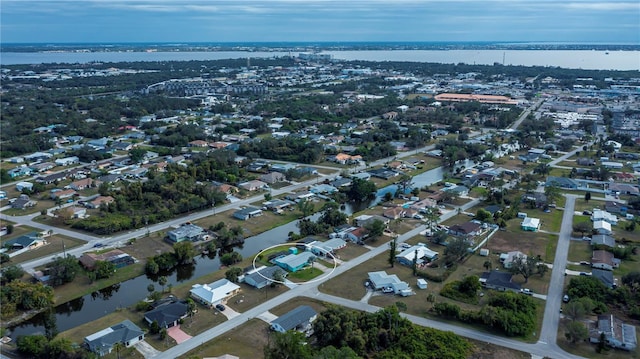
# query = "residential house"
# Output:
<box><xmin>270</xmin><ymin>305</ymin><xmax>318</xmax><ymax>333</ymax></box>
<box><xmin>395</xmin><ymin>243</ymin><xmax>438</xmax><ymax>266</ymax></box>
<box><xmin>50</xmin><ymin>189</ymin><xmax>77</xmax><ymax>200</ymax></box>
<box><xmin>305</xmin><ymin>237</ymin><xmax>347</xmax><ymax>257</ymax></box>
<box><xmin>79</xmin><ymin>249</ymin><xmax>135</xmax><ymax>270</ymax></box>
<box><xmin>167</xmin><ymin>224</ymin><xmax>204</xmax><ymax>243</ymax></box>
<box><xmin>479</xmin><ymin>271</ymin><xmax>521</xmax><ymax>292</ymax></box>
<box><xmin>270</xmin><ymin>163</ymin><xmax>297</xmax><ymax>173</ymax></box>
<box><xmin>15</xmin><ymin>181</ymin><xmax>34</xmax><ymax>192</ymax></box>
<box><xmin>594</xmin><ymin>220</ymin><xmax>612</xmax><ymax>235</ymax></box>
<box><xmin>446</xmin><ymin>185</ymin><xmax>470</xmax><ymax>197</ymax></box>
<box><xmin>11</xmin><ymin>194</ymin><xmax>37</xmax><ymax>210</ymax></box>
<box><xmin>604</xmin><ymin>201</ymin><xmax>628</xmax><ymax>215</ymax></box>
<box><xmin>448</xmin><ymin>221</ymin><xmax>482</xmax><ymax>237</ymax></box>
<box><xmin>353</xmin><ymin>214</ymin><xmax>390</xmax><ymax>228</ymax></box>
<box><xmin>411</xmin><ymin>198</ymin><xmax>437</xmax><ymax>212</ymax></box>
<box><xmin>214</xmin><ymin>183</ymin><xmax>239</xmax><ymax>195</ymax></box>
<box><xmin>263</xmin><ymin>200</ymin><xmax>294</xmax><ymax>212</ymax></box>
<box><xmin>86</xmin><ymin>195</ymin><xmax>115</xmax><ymax>209</ymax></box>
<box><xmin>57</xmin><ymin>206</ymin><xmax>87</xmax><ymax>219</ymax></box>
<box><xmin>188</xmin><ymin>140</ymin><xmax>209</xmax><ymax>147</ymax></box>
<box><xmin>577</xmin><ymin>158</ymin><xmax>596</xmax><ymax>166</ymax></box>
<box><xmin>36</xmin><ymin>172</ymin><xmax>67</xmax><ymax>185</ymax></box>
<box><xmin>330</xmin><ymin>177</ymin><xmax>353</xmax><ymax>188</ymax></box>
<box><xmin>589</xmin><ymin>314</ymin><xmax>637</xmax><ymax>351</ymax></box>
<box><xmin>238</xmin><ymin>180</ymin><xmax>268</xmax><ymax>192</ymax></box>
<box><xmin>233</xmin><ymin>207</ymin><xmax>263</xmax><ymax>221</ymax></box>
<box><xmin>609</xmin><ymin>182</ymin><xmax>639</xmax><ymax>196</ymax></box>
<box><xmin>243</xmin><ymin>266</ymin><xmax>287</xmax><ymax>289</ymax></box>
<box><xmin>54</xmin><ymin>156</ymin><xmax>80</xmax><ymax>167</ymax></box>
<box><xmin>144</xmin><ymin>300</ymin><xmax>189</xmax><ymax>329</ymax></box>
<box><xmin>3</xmin><ymin>232</ymin><xmax>45</xmax><ymax>250</ymax></box>
<box><xmin>591</xmin><ymin>235</ymin><xmax>615</xmax><ymax>249</ymax></box>
<box><xmin>344</xmin><ymin>227</ymin><xmax>368</xmax><ymax>243</ymax></box>
<box><xmin>367</xmin><ymin>271</ymin><xmax>412</xmax><ymax>296</ymax></box>
<box><xmin>69</xmin><ymin>178</ymin><xmax>99</xmax><ymax>191</ymax></box>
<box><xmin>546</xmin><ymin>176</ymin><xmax>578</xmax><ymax>189</ymax></box>
<box><xmin>260</xmin><ymin>172</ymin><xmax>286</xmax><ymax>184</ymax></box>
<box><xmin>383</xmin><ymin>207</ymin><xmax>405</xmax><ymax>220</ymax></box>
<box><xmin>274</xmin><ymin>250</ymin><xmax>316</xmax><ymax>272</ymax></box>
<box><xmin>591</xmin><ymin>269</ymin><xmax>616</xmax><ymax>289</ymax></box>
<box><xmin>328</xmin><ymin>153</ymin><xmax>362</xmax><ymax>165</ymax></box>
<box><xmin>189</xmin><ymin>279</ymin><xmax>240</xmax><ymax>308</ymax></box>
<box><xmin>592</xmin><ymin>209</ymin><xmax>618</xmax><ymax>225</ymax></box>
<box><xmin>591</xmin><ymin>250</ymin><xmax>619</xmax><ymax>271</ymax></box>
<box><xmin>309</xmin><ymin>184</ymin><xmax>338</xmax><ymax>194</ymax></box>
<box><xmin>501</xmin><ymin>251</ymin><xmax>527</xmax><ymax>269</ymax></box>
<box><xmin>31</xmin><ymin>162</ymin><xmax>55</xmax><ymax>172</ymax></box>
<box><xmin>8</xmin><ymin>166</ymin><xmax>32</xmax><ymax>178</ymax></box>
<box><xmin>84</xmin><ymin>320</ymin><xmax>145</xmax><ymax>356</ymax></box>
<box><xmin>368</xmin><ymin>168</ymin><xmax>399</xmax><ymax>180</ymax></box>
<box><xmin>521</xmin><ymin>217</ymin><xmax>540</xmax><ymax>232</ymax></box>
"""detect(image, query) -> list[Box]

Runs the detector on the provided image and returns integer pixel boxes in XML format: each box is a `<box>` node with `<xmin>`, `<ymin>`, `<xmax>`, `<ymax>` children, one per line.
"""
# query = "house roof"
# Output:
<box><xmin>275</xmin><ymin>251</ymin><xmax>316</xmax><ymax>270</ymax></box>
<box><xmin>591</xmin><ymin>235</ymin><xmax>615</xmax><ymax>248</ymax></box>
<box><xmin>244</xmin><ymin>266</ymin><xmax>285</xmax><ymax>287</ymax></box>
<box><xmin>5</xmin><ymin>232</ymin><xmax>40</xmax><ymax>248</ymax></box>
<box><xmin>168</xmin><ymin>224</ymin><xmax>204</xmax><ymax>239</ymax></box>
<box><xmin>368</xmin><ymin>270</ymin><xmax>403</xmax><ymax>289</ymax></box>
<box><xmin>591</xmin><ymin>269</ymin><xmax>615</xmax><ymax>288</ymax></box>
<box><xmin>481</xmin><ymin>271</ymin><xmax>521</xmax><ymax>290</ymax></box>
<box><xmin>450</xmin><ymin>221</ymin><xmax>481</xmax><ymax>235</ymax></box>
<box><xmin>144</xmin><ymin>301</ymin><xmax>189</xmax><ymax>327</ymax></box>
<box><xmin>592</xmin><ymin>250</ymin><xmax>614</xmax><ymax>265</ymax></box>
<box><xmin>85</xmin><ymin>320</ymin><xmax>144</xmax><ymax>353</ymax></box>
<box><xmin>521</xmin><ymin>217</ymin><xmax>540</xmax><ymax>228</ymax></box>
<box><xmin>270</xmin><ymin>305</ymin><xmax>317</xmax><ymax>331</ymax></box>
<box><xmin>396</xmin><ymin>244</ymin><xmax>438</xmax><ymax>264</ymax></box>
<box><xmin>234</xmin><ymin>207</ymin><xmax>262</xmax><ymax>216</ymax></box>
<box><xmin>190</xmin><ymin>279</ymin><xmax>240</xmax><ymax>305</ymax></box>
<box><xmin>593</xmin><ymin>220</ymin><xmax>612</xmax><ymax>231</ymax></box>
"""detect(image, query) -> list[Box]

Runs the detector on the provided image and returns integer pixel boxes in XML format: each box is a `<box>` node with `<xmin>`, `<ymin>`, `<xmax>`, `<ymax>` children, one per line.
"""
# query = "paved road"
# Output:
<box><xmin>538</xmin><ymin>195</ymin><xmax>576</xmax><ymax>349</ymax></box>
<box><xmin>509</xmin><ymin>98</ymin><xmax>544</xmax><ymax>130</ymax></box>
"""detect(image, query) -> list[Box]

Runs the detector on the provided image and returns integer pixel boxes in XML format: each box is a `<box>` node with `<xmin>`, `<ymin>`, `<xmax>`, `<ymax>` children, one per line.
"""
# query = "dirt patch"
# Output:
<box><xmin>468</xmin><ymin>339</ymin><xmax>531</xmax><ymax>359</ymax></box>
<box><xmin>120</xmin><ymin>235</ymin><xmax>174</xmax><ymax>261</ymax></box>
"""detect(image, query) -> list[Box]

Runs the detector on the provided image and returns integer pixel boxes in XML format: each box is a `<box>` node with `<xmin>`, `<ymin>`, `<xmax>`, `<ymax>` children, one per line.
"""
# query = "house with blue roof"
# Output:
<box><xmin>270</xmin><ymin>305</ymin><xmax>318</xmax><ymax>333</ymax></box>
<box><xmin>274</xmin><ymin>250</ymin><xmax>316</xmax><ymax>272</ymax></box>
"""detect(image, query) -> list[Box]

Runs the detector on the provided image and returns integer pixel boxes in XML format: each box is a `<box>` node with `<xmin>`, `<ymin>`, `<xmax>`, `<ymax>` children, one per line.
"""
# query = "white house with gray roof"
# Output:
<box><xmin>84</xmin><ymin>320</ymin><xmax>145</xmax><ymax>356</ymax></box>
<box><xmin>270</xmin><ymin>305</ymin><xmax>317</xmax><ymax>333</ymax></box>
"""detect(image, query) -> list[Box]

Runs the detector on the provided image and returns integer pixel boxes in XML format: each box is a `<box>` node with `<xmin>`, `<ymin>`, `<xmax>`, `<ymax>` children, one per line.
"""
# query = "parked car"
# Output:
<box><xmin>583</xmin><ymin>210</ymin><xmax>592</xmax><ymax>216</ymax></box>
<box><xmin>400</xmin><ymin>243</ymin><xmax>411</xmax><ymax>249</ymax></box>
<box><xmin>382</xmin><ymin>287</ymin><xmax>394</xmax><ymax>293</ymax></box>
<box><xmin>563</xmin><ymin>294</ymin><xmax>570</xmax><ymax>303</ymax></box>
<box><xmin>215</xmin><ymin>304</ymin><xmax>225</xmax><ymax>311</ymax></box>
<box><xmin>520</xmin><ymin>288</ymin><xmax>533</xmax><ymax>296</ymax></box>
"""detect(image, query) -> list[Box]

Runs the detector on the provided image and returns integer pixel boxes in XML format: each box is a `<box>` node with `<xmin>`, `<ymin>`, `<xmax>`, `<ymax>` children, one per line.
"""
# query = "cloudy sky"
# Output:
<box><xmin>1</xmin><ymin>0</ymin><xmax>638</xmax><ymax>44</ymax></box>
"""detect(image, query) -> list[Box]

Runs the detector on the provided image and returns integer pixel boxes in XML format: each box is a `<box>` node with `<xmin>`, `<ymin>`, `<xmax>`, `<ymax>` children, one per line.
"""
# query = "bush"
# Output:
<box><xmin>135</xmin><ymin>300</ymin><xmax>151</xmax><ymax>312</ymax></box>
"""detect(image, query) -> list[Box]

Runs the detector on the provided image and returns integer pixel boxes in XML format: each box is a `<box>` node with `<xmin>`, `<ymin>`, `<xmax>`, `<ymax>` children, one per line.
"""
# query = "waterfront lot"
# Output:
<box><xmin>0</xmin><ymin>233</ymin><xmax>85</xmax><ymax>265</ymax></box>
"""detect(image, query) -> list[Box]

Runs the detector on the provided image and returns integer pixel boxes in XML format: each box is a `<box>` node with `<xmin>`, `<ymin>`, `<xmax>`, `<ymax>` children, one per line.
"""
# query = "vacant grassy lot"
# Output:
<box><xmin>191</xmin><ymin>207</ymin><xmax>300</xmax><ymax>238</ymax></box>
<box><xmin>567</xmin><ymin>240</ymin><xmax>592</xmax><ymax>263</ymax></box>
<box><xmin>487</xmin><ymin>223</ymin><xmax>558</xmax><ymax>263</ymax></box>
<box><xmin>179</xmin><ymin>318</ymin><xmax>270</xmax><ymax>359</ymax></box>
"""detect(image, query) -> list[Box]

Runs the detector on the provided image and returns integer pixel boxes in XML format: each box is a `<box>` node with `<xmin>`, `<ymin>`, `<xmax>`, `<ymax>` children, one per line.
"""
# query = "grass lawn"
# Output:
<box><xmin>616</xmin><ymin>253</ymin><xmax>640</xmax><ymax>277</ymax></box>
<box><xmin>192</xmin><ymin>208</ymin><xmax>300</xmax><ymax>238</ymax></box>
<box><xmin>0</xmin><ymin>223</ymin><xmax>39</xmax><ymax>242</ymax></box>
<box><xmin>567</xmin><ymin>241</ymin><xmax>592</xmax><ymax>263</ymax></box>
<box><xmin>485</xmin><ymin>220</ymin><xmax>558</xmax><ymax>263</ymax></box>
<box><xmin>287</xmin><ymin>267</ymin><xmax>324</xmax><ymax>282</ymax></box>
<box><xmin>179</xmin><ymin>319</ymin><xmax>270</xmax><ymax>359</ymax></box>
<box><xmin>515</xmin><ymin>207</ymin><xmax>563</xmax><ymax>233</ymax></box>
<box><xmin>179</xmin><ymin>304</ymin><xmax>228</xmax><ymax>338</ymax></box>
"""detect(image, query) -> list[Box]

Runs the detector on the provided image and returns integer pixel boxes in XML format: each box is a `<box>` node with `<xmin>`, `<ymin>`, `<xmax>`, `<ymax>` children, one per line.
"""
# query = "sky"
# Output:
<box><xmin>1</xmin><ymin>0</ymin><xmax>639</xmax><ymax>44</ymax></box>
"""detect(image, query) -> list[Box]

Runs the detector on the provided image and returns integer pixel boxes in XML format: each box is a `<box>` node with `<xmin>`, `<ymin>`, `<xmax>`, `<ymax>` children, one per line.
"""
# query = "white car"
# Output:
<box><xmin>382</xmin><ymin>287</ymin><xmax>394</xmax><ymax>293</ymax></box>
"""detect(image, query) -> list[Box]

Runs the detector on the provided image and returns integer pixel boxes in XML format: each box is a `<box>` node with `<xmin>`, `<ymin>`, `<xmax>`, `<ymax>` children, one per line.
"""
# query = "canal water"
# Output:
<box><xmin>10</xmin><ymin>160</ymin><xmax>462</xmax><ymax>338</ymax></box>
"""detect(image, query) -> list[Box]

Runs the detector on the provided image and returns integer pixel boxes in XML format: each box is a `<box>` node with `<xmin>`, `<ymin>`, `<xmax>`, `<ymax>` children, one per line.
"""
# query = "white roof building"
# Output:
<box><xmin>189</xmin><ymin>279</ymin><xmax>240</xmax><ymax>307</ymax></box>
<box><xmin>592</xmin><ymin>209</ymin><xmax>618</xmax><ymax>225</ymax></box>
<box><xmin>594</xmin><ymin>220</ymin><xmax>612</xmax><ymax>235</ymax></box>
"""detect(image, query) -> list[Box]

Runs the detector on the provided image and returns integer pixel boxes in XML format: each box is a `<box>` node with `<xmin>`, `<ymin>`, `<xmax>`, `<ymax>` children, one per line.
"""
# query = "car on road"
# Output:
<box><xmin>215</xmin><ymin>304</ymin><xmax>225</xmax><ymax>311</ymax></box>
<box><xmin>93</xmin><ymin>243</ymin><xmax>104</xmax><ymax>248</ymax></box>
<box><xmin>520</xmin><ymin>288</ymin><xmax>533</xmax><ymax>296</ymax></box>
<box><xmin>400</xmin><ymin>243</ymin><xmax>411</xmax><ymax>249</ymax></box>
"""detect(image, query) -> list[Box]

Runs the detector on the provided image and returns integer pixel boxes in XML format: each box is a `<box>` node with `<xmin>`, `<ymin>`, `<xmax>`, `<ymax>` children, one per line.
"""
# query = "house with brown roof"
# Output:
<box><xmin>188</xmin><ymin>140</ymin><xmax>209</xmax><ymax>147</ymax></box>
<box><xmin>50</xmin><ymin>189</ymin><xmax>77</xmax><ymax>200</ymax></box>
<box><xmin>238</xmin><ymin>180</ymin><xmax>267</xmax><ymax>192</ymax></box>
<box><xmin>87</xmin><ymin>195</ymin><xmax>115</xmax><ymax>209</ymax></box>
<box><xmin>69</xmin><ymin>178</ymin><xmax>100</xmax><ymax>191</ymax></box>
<box><xmin>214</xmin><ymin>183</ymin><xmax>239</xmax><ymax>195</ymax></box>
<box><xmin>449</xmin><ymin>221</ymin><xmax>482</xmax><ymax>237</ymax></box>
<box><xmin>79</xmin><ymin>249</ymin><xmax>134</xmax><ymax>270</ymax></box>
<box><xmin>383</xmin><ymin>207</ymin><xmax>405</xmax><ymax>220</ymax></box>
<box><xmin>591</xmin><ymin>250</ymin><xmax>620</xmax><ymax>271</ymax></box>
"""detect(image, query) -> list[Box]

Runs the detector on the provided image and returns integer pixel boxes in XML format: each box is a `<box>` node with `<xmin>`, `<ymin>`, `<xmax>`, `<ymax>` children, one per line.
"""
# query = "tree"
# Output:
<box><xmin>319</xmin><ymin>207</ymin><xmax>347</xmax><ymax>228</ymax></box>
<box><xmin>483</xmin><ymin>260</ymin><xmax>492</xmax><ymax>271</ymax></box>
<box><xmin>47</xmin><ymin>255</ymin><xmax>81</xmax><ymax>286</ymax></box>
<box><xmin>6</xmin><ymin>224</ymin><xmax>14</xmax><ymax>235</ymax></box>
<box><xmin>1</xmin><ymin>264</ymin><xmax>25</xmax><ymax>283</ymax></box>
<box><xmin>346</xmin><ymin>178</ymin><xmax>377</xmax><ymax>202</ymax></box>
<box><xmin>145</xmin><ymin>258</ymin><xmax>160</xmax><ymax>275</ymax></box>
<box><xmin>565</xmin><ymin>321</ymin><xmax>588</xmax><ymax>344</ymax></box>
<box><xmin>173</xmin><ymin>241</ymin><xmax>196</xmax><ymax>265</ymax></box>
<box><xmin>94</xmin><ymin>260</ymin><xmax>116</xmax><ymax>279</ymax></box>
<box><xmin>444</xmin><ymin>237</ymin><xmax>469</xmax><ymax>263</ymax></box>
<box><xmin>264</xmin><ymin>331</ymin><xmax>312</xmax><ymax>359</ymax></box>
<box><xmin>128</xmin><ymin>148</ymin><xmax>147</xmax><ymax>163</ymax></box>
<box><xmin>186</xmin><ymin>298</ymin><xmax>196</xmax><ymax>324</ymax></box>
<box><xmin>396</xmin><ymin>174</ymin><xmax>414</xmax><ymax>197</ymax></box>
<box><xmin>475</xmin><ymin>208</ymin><xmax>493</xmax><ymax>223</ymax></box>
<box><xmin>584</xmin><ymin>191</ymin><xmax>591</xmax><ymax>203</ymax></box>
<box><xmin>573</xmin><ymin>221</ymin><xmax>593</xmax><ymax>236</ymax></box>
<box><xmin>225</xmin><ymin>267</ymin><xmax>243</xmax><ymax>283</ymax></box>
<box><xmin>147</xmin><ymin>284</ymin><xmax>155</xmax><ymax>294</ymax></box>
<box><xmin>47</xmin><ymin>337</ymin><xmax>75</xmax><ymax>358</ymax></box>
<box><xmin>220</xmin><ymin>251</ymin><xmax>242</xmax><ymax>266</ymax></box>
<box><xmin>297</xmin><ymin>199</ymin><xmax>315</xmax><ymax>218</ymax></box>
<box><xmin>388</xmin><ymin>237</ymin><xmax>397</xmax><ymax>268</ymax></box>
<box><xmin>509</xmin><ymin>255</ymin><xmax>538</xmax><ymax>283</ymax></box>
<box><xmin>158</xmin><ymin>276</ymin><xmax>168</xmax><ymax>292</ymax></box>
<box><xmin>423</xmin><ymin>207</ymin><xmax>440</xmax><ymax>232</ymax></box>
<box><xmin>364</xmin><ymin>219</ymin><xmax>386</xmax><ymax>241</ymax></box>
<box><xmin>544</xmin><ymin>184</ymin><xmax>561</xmax><ymax>206</ymax></box>
<box><xmin>0</xmin><ymin>253</ymin><xmax>10</xmax><ymax>264</ymax></box>
<box><xmin>16</xmin><ymin>335</ymin><xmax>47</xmax><ymax>358</ymax></box>
<box><xmin>564</xmin><ymin>300</ymin><xmax>587</xmax><ymax>321</ymax></box>
<box><xmin>264</xmin><ymin>192</ymin><xmax>272</xmax><ymax>201</ymax></box>
<box><xmin>622</xmin><ymin>271</ymin><xmax>640</xmax><ymax>292</ymax></box>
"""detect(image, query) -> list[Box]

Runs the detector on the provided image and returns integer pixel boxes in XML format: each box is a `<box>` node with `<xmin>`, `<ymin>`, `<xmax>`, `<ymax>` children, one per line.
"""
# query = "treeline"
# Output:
<box><xmin>264</xmin><ymin>305</ymin><xmax>471</xmax><ymax>359</ymax></box>
<box><xmin>431</xmin><ymin>290</ymin><xmax>537</xmax><ymax>337</ymax></box>
<box><xmin>237</xmin><ymin>137</ymin><xmax>323</xmax><ymax>164</ymax></box>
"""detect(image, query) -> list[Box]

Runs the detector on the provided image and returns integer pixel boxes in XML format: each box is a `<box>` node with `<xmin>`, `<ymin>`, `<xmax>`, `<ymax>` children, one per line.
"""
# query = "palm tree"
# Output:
<box><xmin>113</xmin><ymin>342</ymin><xmax>124</xmax><ymax>359</ymax></box>
<box><xmin>158</xmin><ymin>276</ymin><xmax>167</xmax><ymax>293</ymax></box>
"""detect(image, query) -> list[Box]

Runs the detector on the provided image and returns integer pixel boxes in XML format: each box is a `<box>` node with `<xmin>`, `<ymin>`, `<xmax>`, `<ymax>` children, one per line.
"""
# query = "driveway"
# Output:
<box><xmin>218</xmin><ymin>305</ymin><xmax>241</xmax><ymax>320</ymax></box>
<box><xmin>167</xmin><ymin>325</ymin><xmax>192</xmax><ymax>344</ymax></box>
<box><xmin>134</xmin><ymin>340</ymin><xmax>160</xmax><ymax>358</ymax></box>
<box><xmin>256</xmin><ymin>310</ymin><xmax>278</xmax><ymax>323</ymax></box>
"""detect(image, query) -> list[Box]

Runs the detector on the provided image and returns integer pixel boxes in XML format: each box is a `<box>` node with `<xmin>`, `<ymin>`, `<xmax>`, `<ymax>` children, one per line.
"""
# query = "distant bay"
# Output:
<box><xmin>1</xmin><ymin>49</ymin><xmax>638</xmax><ymax>70</ymax></box>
